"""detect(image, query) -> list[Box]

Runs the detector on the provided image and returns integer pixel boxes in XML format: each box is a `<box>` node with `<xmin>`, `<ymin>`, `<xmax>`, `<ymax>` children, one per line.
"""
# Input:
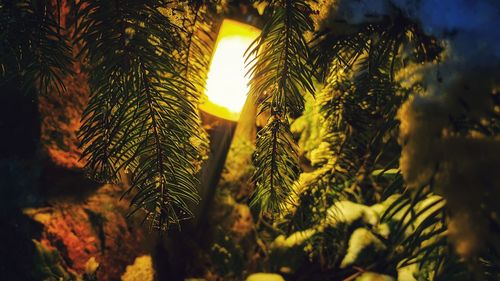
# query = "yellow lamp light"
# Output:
<box><xmin>201</xmin><ymin>19</ymin><xmax>261</xmax><ymax>121</ymax></box>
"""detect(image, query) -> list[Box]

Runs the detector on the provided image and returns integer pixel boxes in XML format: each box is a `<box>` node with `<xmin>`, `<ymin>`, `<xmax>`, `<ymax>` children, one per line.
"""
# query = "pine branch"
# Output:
<box><xmin>295</xmin><ymin>12</ymin><xmax>461</xmax><ymax>277</ymax></box>
<box><xmin>0</xmin><ymin>0</ymin><xmax>73</xmax><ymax>95</ymax></box>
<box><xmin>77</xmin><ymin>0</ymin><xmax>206</xmax><ymax>230</ymax></box>
<box><xmin>125</xmin><ymin>60</ymin><xmax>201</xmax><ymax>229</ymax></box>
<box><xmin>247</xmin><ymin>0</ymin><xmax>315</xmax><ymax>214</ymax></box>
<box><xmin>180</xmin><ymin>1</ymin><xmax>215</xmax><ymax>97</ymax></box>
<box><xmin>307</xmin><ymin>18</ymin><xmax>429</xmax><ymax>202</ymax></box>
<box><xmin>251</xmin><ymin>115</ymin><xmax>299</xmax><ymax>212</ymax></box>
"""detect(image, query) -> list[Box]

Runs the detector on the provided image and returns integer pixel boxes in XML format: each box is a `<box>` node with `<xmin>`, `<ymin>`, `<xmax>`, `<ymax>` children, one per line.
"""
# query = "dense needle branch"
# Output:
<box><xmin>0</xmin><ymin>0</ymin><xmax>73</xmax><ymax>95</ymax></box>
<box><xmin>246</xmin><ymin>0</ymin><xmax>315</xmax><ymax>214</ymax></box>
<box><xmin>76</xmin><ymin>0</ymin><xmax>207</xmax><ymax>230</ymax></box>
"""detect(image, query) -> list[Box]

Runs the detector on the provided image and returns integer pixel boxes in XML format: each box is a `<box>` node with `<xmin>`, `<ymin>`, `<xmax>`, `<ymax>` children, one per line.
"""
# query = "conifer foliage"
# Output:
<box><xmin>0</xmin><ymin>0</ymin><xmax>73</xmax><ymax>95</ymax></box>
<box><xmin>246</xmin><ymin>0</ymin><xmax>315</xmax><ymax>214</ymax></box>
<box><xmin>76</xmin><ymin>0</ymin><xmax>210</xmax><ymax>230</ymax></box>
<box><xmin>1</xmin><ymin>1</ymin><xmax>499</xmax><ymax>279</ymax></box>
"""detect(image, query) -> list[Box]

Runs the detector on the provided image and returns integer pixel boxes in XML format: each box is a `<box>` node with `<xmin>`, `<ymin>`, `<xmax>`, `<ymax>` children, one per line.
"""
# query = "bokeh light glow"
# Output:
<box><xmin>201</xmin><ymin>19</ymin><xmax>261</xmax><ymax>121</ymax></box>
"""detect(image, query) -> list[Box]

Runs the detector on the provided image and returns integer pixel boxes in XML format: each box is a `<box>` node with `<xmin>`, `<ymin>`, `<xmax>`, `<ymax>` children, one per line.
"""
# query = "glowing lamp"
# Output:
<box><xmin>200</xmin><ymin>19</ymin><xmax>261</xmax><ymax>121</ymax></box>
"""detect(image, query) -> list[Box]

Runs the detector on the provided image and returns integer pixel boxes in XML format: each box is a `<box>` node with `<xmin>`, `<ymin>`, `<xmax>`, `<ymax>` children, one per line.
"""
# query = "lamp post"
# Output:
<box><xmin>196</xmin><ymin>18</ymin><xmax>260</xmax><ymax>225</ymax></box>
<box><xmin>156</xmin><ymin>16</ymin><xmax>262</xmax><ymax>281</ymax></box>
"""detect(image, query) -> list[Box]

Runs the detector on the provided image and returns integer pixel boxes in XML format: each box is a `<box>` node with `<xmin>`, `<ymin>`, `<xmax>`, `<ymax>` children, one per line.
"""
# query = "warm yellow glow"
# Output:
<box><xmin>201</xmin><ymin>19</ymin><xmax>261</xmax><ymax>121</ymax></box>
